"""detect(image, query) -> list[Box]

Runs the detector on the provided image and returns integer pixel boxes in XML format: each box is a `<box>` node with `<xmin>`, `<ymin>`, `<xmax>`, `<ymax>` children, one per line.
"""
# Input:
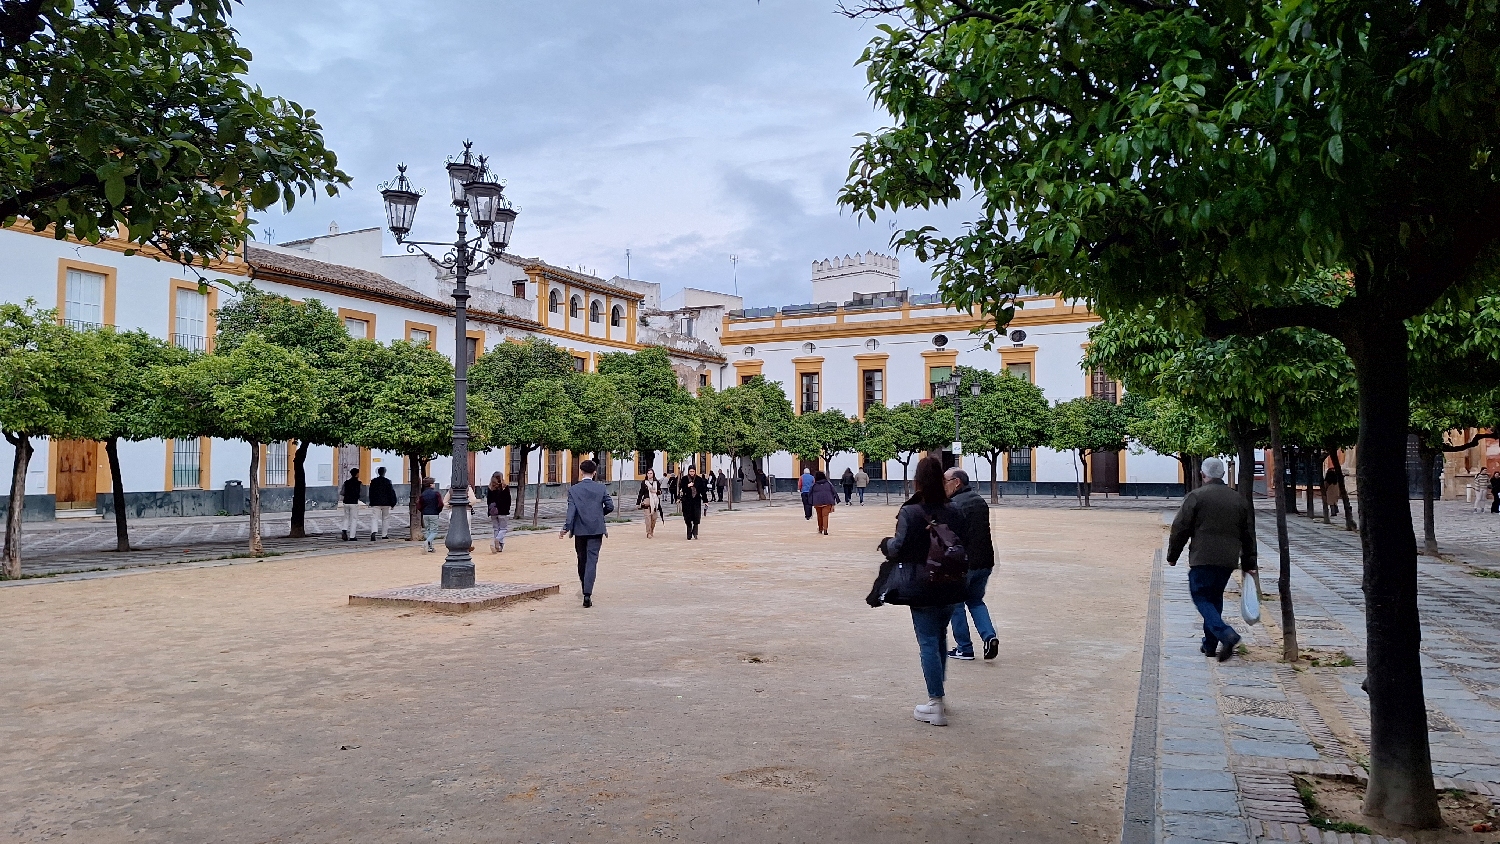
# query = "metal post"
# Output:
<box><xmin>441</xmin><ymin>208</ymin><xmax>476</xmax><ymax>589</ymax></box>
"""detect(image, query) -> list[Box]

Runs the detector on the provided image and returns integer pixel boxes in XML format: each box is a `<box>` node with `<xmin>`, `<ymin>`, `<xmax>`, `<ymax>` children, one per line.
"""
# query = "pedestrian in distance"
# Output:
<box><xmin>1167</xmin><ymin>456</ymin><xmax>1258</xmax><ymax>661</ymax></box>
<box><xmin>841</xmin><ymin>467</ymin><xmax>856</xmax><ymax>505</ymax></box>
<box><xmin>685</xmin><ymin>465</ymin><xmax>709</xmax><ymax>520</ymax></box>
<box><xmin>810</xmin><ymin>470</ymin><xmax>838</xmax><ymax>535</ymax></box>
<box><xmin>800</xmin><ymin>467</ymin><xmax>815</xmax><ymax>520</ymax></box>
<box><xmin>417</xmin><ymin>478</ymin><xmax>444</xmax><ymax>552</ymax></box>
<box><xmin>867</xmin><ymin>455</ymin><xmax>970</xmax><ymax>727</ymax></box>
<box><xmin>667</xmin><ymin>471</ymin><xmax>679</xmax><ymax>504</ymax></box>
<box><xmin>340</xmin><ymin>467</ymin><xmax>363</xmax><ymax>541</ymax></box>
<box><xmin>637</xmin><ymin>469</ymin><xmax>663</xmax><ymax>539</ymax></box>
<box><xmin>680</xmin><ymin>472</ymin><xmax>703</xmax><ymax>539</ymax></box>
<box><xmin>943</xmin><ymin>468</ymin><xmax>999</xmax><ymax>661</ymax></box>
<box><xmin>1322</xmin><ymin>463</ymin><xmax>1342</xmax><ymax>517</ymax></box>
<box><xmin>487</xmin><ymin>471</ymin><xmax>511</xmax><ymax>553</ymax></box>
<box><xmin>368</xmin><ymin>466</ymin><xmax>398</xmax><ymax>541</ymax></box>
<box><xmin>560</xmin><ymin>459</ymin><xmax>615</xmax><ymax>608</ymax></box>
<box><xmin>755</xmin><ymin>468</ymin><xmax>769</xmax><ymax>500</ymax></box>
<box><xmin>855</xmin><ymin>466</ymin><xmax>869</xmax><ymax>504</ymax></box>
<box><xmin>716</xmin><ymin>469</ymin><xmax>728</xmax><ymax>503</ymax></box>
<box><xmin>1491</xmin><ymin>469</ymin><xmax>1500</xmax><ymax>514</ymax></box>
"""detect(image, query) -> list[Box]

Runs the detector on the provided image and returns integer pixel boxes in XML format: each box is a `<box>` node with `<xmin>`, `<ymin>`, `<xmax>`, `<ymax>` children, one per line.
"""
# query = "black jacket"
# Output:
<box><xmin>949</xmin><ymin>485</ymin><xmax>995</xmax><ymax>569</ymax></box>
<box><xmin>341</xmin><ymin>477</ymin><xmax>363</xmax><ymax>505</ymax></box>
<box><xmin>369</xmin><ymin>476</ymin><xmax>398</xmax><ymax>507</ymax></box>
<box><xmin>680</xmin><ymin>486</ymin><xmax>703</xmax><ymax>520</ymax></box>
<box><xmin>487</xmin><ymin>486</ymin><xmax>511</xmax><ymax>517</ymax></box>
<box><xmin>883</xmin><ymin>501</ymin><xmax>967</xmax><ymax>566</ymax></box>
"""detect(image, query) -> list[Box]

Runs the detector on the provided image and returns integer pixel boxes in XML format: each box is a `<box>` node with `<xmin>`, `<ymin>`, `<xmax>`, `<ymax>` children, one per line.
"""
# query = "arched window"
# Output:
<box><xmin>570</xmin><ymin>295</ymin><xmax>581</xmax><ymax>318</ymax></box>
<box><xmin>548</xmin><ymin>289</ymin><xmax>561</xmax><ymax>314</ymax></box>
<box><xmin>610</xmin><ymin>305</ymin><xmax>623</xmax><ymax>327</ymax></box>
<box><xmin>589</xmin><ymin>300</ymin><xmax>602</xmax><ymax>323</ymax></box>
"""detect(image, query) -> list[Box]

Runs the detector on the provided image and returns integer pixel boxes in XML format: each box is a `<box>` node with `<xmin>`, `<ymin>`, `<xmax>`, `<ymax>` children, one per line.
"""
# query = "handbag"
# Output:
<box><xmin>1240</xmin><ymin>570</ymin><xmax>1262</xmax><ymax>625</ymax></box>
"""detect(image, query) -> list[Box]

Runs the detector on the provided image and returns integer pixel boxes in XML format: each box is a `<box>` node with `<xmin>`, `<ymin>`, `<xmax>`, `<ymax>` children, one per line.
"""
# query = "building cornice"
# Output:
<box><xmin>721</xmin><ymin>302</ymin><xmax>1099</xmax><ymax>344</ymax></box>
<box><xmin>4</xmin><ymin>222</ymin><xmax>251</xmax><ymax>276</ymax></box>
<box><xmin>524</xmin><ymin>263</ymin><xmax>646</xmax><ymax>302</ymax></box>
<box><xmin>249</xmin><ymin>266</ymin><xmax>542</xmax><ymax>332</ymax></box>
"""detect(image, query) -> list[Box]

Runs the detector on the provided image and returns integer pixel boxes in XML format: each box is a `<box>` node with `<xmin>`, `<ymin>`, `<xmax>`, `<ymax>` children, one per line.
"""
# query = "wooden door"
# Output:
<box><xmin>1091</xmin><ymin>451</ymin><xmax>1120</xmax><ymax>494</ymax></box>
<box><xmin>55</xmin><ymin>439</ymin><xmax>98</xmax><ymax>508</ymax></box>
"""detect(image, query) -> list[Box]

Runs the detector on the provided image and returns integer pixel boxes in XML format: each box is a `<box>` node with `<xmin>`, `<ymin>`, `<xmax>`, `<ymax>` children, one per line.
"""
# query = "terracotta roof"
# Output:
<box><xmin>521</xmin><ymin>258</ymin><xmax>647</xmax><ymax>301</ymax></box>
<box><xmin>245</xmin><ymin>243</ymin><xmax>540</xmax><ymax>330</ymax></box>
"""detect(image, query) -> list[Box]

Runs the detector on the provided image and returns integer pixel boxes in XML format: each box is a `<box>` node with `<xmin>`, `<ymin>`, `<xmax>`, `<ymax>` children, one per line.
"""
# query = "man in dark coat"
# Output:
<box><xmin>944</xmin><ymin>468</ymin><xmax>999</xmax><ymax>660</ymax></box>
<box><xmin>1491</xmin><ymin>470</ymin><xmax>1500</xmax><ymax>514</ymax></box>
<box><xmin>1167</xmin><ymin>456</ymin><xmax>1258</xmax><ymax>660</ymax></box>
<box><xmin>560</xmin><ymin>459</ymin><xmax>615</xmax><ymax>608</ymax></box>
<box><xmin>340</xmin><ymin>467</ymin><xmax>363</xmax><ymax>541</ymax></box>
<box><xmin>368</xmin><ymin>466</ymin><xmax>398</xmax><ymax>541</ymax></box>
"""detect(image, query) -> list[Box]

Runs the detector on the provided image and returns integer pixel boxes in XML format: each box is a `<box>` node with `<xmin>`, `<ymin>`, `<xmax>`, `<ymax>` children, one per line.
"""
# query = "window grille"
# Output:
<box><xmin>173</xmin><ymin>439</ymin><xmax>202</xmax><ymax>489</ymax></box>
<box><xmin>266</xmin><ymin>442</ymin><xmax>289</xmax><ymax>486</ymax></box>
<box><xmin>510</xmin><ymin>448</ymin><xmax>524</xmax><ymax>483</ymax></box>
<box><xmin>546</xmin><ymin>450</ymin><xmax>560</xmax><ymax>483</ymax></box>
<box><xmin>1007</xmin><ymin>448</ymin><xmax>1032</xmax><ymax>482</ymax></box>
<box><xmin>800</xmin><ymin>372</ymin><xmax>820</xmax><ymax>413</ymax></box>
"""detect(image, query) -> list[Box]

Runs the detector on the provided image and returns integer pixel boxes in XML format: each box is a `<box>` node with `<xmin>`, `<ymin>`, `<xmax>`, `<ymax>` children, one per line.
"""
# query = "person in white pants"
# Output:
<box><xmin>367</xmin><ymin>467</ymin><xmax>398</xmax><ymax>541</ymax></box>
<box><xmin>340</xmin><ymin>468</ymin><xmax>363</xmax><ymax>541</ymax></box>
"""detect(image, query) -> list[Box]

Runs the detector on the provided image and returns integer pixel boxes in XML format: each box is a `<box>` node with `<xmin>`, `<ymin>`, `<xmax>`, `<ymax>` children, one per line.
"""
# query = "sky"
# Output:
<box><xmin>232</xmin><ymin>0</ymin><xmax>970</xmax><ymax>307</ymax></box>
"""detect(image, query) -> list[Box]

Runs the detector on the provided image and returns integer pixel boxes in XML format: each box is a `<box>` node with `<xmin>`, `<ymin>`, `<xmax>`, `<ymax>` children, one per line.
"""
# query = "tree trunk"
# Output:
<box><xmin>727</xmin><ymin>454</ymin><xmax>736</xmax><ymax>511</ymax></box>
<box><xmin>1076</xmin><ymin>449</ymin><xmax>1091</xmax><ymax>507</ymax></box>
<box><xmin>1232</xmin><ymin>419</ymin><xmax>1257</xmax><ymax>509</ymax></box>
<box><xmin>289</xmin><ymin>440</ymin><xmax>310</xmax><ymax>538</ymax></box>
<box><xmin>106</xmin><ymin>436</ymin><xmax>130</xmax><ymax>552</ymax></box>
<box><xmin>407</xmin><ymin>452</ymin><xmax>423</xmax><ymax>541</ymax></box>
<box><xmin>531</xmin><ymin>468</ymin><xmax>542</xmax><ymax>527</ymax></box>
<box><xmin>1267</xmin><ymin>400</ymin><xmax>1298</xmax><ymax>664</ymax></box>
<box><xmin>988</xmin><ymin>452</ymin><xmax>1000</xmax><ymax>503</ymax></box>
<box><xmin>2</xmin><ymin>432</ymin><xmax>33</xmax><ymax>579</ymax></box>
<box><xmin>1332</xmin><ymin>447</ymin><xmax>1356</xmax><ymax>531</ymax></box>
<box><xmin>512</xmin><ymin>447</ymin><xmax>530</xmax><ymax>519</ymax></box>
<box><xmin>1418</xmin><ymin>440</ymin><xmax>1438</xmax><ymax>557</ymax></box>
<box><xmin>1304</xmin><ymin>448</ymin><xmax>1317</xmax><ymax>519</ymax></box>
<box><xmin>1346</xmin><ymin>324</ymin><xmax>1441</xmax><ymax>828</ymax></box>
<box><xmin>248</xmin><ymin>440</ymin><xmax>263</xmax><ymax>556</ymax></box>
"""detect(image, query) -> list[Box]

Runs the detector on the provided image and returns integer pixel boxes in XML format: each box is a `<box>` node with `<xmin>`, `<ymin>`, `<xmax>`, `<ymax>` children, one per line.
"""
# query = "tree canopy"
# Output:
<box><xmin>1</xmin><ymin>0</ymin><xmax>349</xmax><ymax>265</ymax></box>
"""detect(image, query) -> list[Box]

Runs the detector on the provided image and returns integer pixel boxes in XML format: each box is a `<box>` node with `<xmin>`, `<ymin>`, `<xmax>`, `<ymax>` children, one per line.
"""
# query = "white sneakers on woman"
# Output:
<box><xmin>913</xmin><ymin>698</ymin><xmax>948</xmax><ymax>726</ymax></box>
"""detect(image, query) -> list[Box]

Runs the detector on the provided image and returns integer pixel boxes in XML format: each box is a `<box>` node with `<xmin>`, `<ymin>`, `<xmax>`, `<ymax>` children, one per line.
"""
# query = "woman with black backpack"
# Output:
<box><xmin>869</xmin><ymin>455</ymin><xmax>970</xmax><ymax>727</ymax></box>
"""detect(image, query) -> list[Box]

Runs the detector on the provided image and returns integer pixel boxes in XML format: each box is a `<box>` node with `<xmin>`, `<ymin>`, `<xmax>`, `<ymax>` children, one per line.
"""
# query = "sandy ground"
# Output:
<box><xmin>1</xmin><ymin>503</ymin><xmax>1165</xmax><ymax>844</ymax></box>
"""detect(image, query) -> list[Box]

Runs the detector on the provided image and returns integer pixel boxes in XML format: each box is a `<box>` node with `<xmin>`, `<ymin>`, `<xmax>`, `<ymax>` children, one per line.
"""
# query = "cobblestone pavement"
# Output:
<box><xmin>1144</xmin><ymin>508</ymin><xmax>1500</xmax><ymax>844</ymax></box>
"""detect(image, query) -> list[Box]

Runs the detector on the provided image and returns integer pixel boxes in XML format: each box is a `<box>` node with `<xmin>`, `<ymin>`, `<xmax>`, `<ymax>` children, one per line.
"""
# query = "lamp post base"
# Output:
<box><xmin>440</xmin><ymin>563</ymin><xmax>475</xmax><ymax>589</ymax></box>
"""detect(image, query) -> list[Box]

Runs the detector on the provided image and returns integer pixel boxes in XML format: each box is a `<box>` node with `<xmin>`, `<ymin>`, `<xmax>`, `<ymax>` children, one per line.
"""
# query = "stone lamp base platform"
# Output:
<box><xmin>349</xmin><ymin>582</ymin><xmax>560</xmax><ymax>613</ymax></box>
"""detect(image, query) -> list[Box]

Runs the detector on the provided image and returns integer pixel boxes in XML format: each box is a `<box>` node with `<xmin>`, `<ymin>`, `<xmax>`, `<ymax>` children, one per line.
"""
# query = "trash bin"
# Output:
<box><xmin>223</xmin><ymin>480</ymin><xmax>247</xmax><ymax>516</ymax></box>
<box><xmin>730</xmin><ymin>478</ymin><xmax>742</xmax><ymax>503</ymax></box>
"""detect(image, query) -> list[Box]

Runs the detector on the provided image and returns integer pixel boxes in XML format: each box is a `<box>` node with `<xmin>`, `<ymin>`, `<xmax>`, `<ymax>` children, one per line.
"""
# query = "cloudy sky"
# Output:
<box><xmin>233</xmin><ymin>0</ymin><xmax>969</xmax><ymax>307</ymax></box>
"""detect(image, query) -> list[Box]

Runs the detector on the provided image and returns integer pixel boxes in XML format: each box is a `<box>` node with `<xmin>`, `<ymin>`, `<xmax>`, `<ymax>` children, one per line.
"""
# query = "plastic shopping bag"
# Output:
<box><xmin>1240</xmin><ymin>570</ymin><xmax>1262</xmax><ymax>625</ymax></box>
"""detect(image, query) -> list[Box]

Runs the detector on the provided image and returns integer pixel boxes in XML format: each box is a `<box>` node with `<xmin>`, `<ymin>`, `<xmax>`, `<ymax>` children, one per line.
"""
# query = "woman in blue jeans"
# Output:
<box><xmin>880</xmin><ymin>456</ymin><xmax>967</xmax><ymax>726</ymax></box>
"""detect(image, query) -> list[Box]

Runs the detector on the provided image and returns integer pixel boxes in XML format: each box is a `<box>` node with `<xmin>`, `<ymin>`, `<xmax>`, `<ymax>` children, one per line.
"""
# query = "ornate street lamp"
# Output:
<box><xmin>379</xmin><ymin>141</ymin><xmax>519</xmax><ymax>589</ymax></box>
<box><xmin>934</xmin><ymin>369</ymin><xmax>981</xmax><ymax>463</ymax></box>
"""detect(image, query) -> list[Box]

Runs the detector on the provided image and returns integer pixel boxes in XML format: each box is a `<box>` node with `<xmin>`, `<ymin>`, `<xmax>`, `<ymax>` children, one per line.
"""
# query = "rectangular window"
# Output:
<box><xmin>699</xmin><ymin>373</ymin><xmax>709</xmax><ymax>389</ymax></box>
<box><xmin>344</xmin><ymin>316</ymin><xmax>369</xmax><ymax>338</ymax></box>
<box><xmin>64</xmin><ymin>269</ymin><xmax>106</xmax><ymax>329</ymax></box>
<box><xmin>408</xmin><ymin>328</ymin><xmax>431</xmax><ymax>347</ymax></box>
<box><xmin>741</xmin><ymin>375</ymin><xmax>755</xmax><ymax>385</ymax></box>
<box><xmin>572</xmin><ymin>356</ymin><xmax>587</xmax><ymax>372</ymax></box>
<box><xmin>173</xmin><ymin>439</ymin><xmax>202</xmax><ymax>489</ymax></box>
<box><xmin>513</xmin><ymin>281</ymin><xmax>527</xmax><ymax>298</ymax></box>
<box><xmin>265</xmin><ymin>441</ymin><xmax>289</xmax><ymax>486</ymax></box>
<box><xmin>174</xmin><ymin>287</ymin><xmax>208</xmax><ymax>350</ymax></box>
<box><xmin>928</xmin><ymin>365</ymin><xmax>952</xmax><ymax>400</ymax></box>
<box><xmin>636</xmin><ymin>451</ymin><xmax>651</xmax><ymax>475</ymax></box>
<box><xmin>546</xmin><ymin>450</ymin><xmax>560</xmax><ymax>484</ymax></box>
<box><xmin>466</xmin><ymin>336</ymin><xmax>479</xmax><ymax>365</ymax></box>
<box><xmin>509</xmin><ymin>448</ymin><xmax>524</xmax><ymax>483</ymax></box>
<box><xmin>1008</xmin><ymin>448</ymin><xmax>1032</xmax><ymax>482</ymax></box>
<box><xmin>862</xmin><ymin>369</ymin><xmax>884</xmax><ymax>410</ymax></box>
<box><xmin>862</xmin><ymin>454</ymin><xmax>884</xmax><ymax>480</ymax></box>
<box><xmin>1008</xmin><ymin>362</ymin><xmax>1033</xmax><ymax>383</ymax></box>
<box><xmin>1090</xmin><ymin>369</ymin><xmax>1118</xmax><ymax>404</ymax></box>
<box><xmin>800</xmin><ymin>372</ymin><xmax>820</xmax><ymax>413</ymax></box>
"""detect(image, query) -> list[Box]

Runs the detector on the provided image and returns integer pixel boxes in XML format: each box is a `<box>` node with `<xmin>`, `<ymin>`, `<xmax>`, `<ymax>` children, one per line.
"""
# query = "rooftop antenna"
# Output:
<box><xmin>626</xmin><ymin>248</ymin><xmax>631</xmax><ymax>278</ymax></box>
<box><xmin>730</xmin><ymin>254</ymin><xmax>739</xmax><ymax>296</ymax></box>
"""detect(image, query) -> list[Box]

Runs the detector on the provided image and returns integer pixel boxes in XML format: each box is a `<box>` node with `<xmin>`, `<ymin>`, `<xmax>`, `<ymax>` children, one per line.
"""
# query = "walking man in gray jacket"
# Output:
<box><xmin>1167</xmin><ymin>456</ymin><xmax>1258</xmax><ymax>661</ymax></box>
<box><xmin>560</xmin><ymin>459</ymin><xmax>615</xmax><ymax>608</ymax></box>
<box><xmin>944</xmin><ymin>468</ymin><xmax>1000</xmax><ymax>660</ymax></box>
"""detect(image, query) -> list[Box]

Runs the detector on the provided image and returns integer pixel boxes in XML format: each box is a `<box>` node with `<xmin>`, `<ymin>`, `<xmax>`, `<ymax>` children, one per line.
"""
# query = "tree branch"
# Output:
<box><xmin>1204</xmin><ymin>303</ymin><xmax>1342</xmax><ymax>339</ymax></box>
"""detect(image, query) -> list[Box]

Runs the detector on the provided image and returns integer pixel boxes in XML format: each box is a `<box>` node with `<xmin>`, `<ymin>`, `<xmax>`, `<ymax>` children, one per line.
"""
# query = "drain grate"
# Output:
<box><xmin>1222</xmin><ymin>695</ymin><xmax>1297</xmax><ymax>720</ymax></box>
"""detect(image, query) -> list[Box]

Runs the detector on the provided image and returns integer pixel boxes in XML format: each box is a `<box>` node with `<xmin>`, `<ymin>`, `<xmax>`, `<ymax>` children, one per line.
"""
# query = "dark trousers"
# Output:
<box><xmin>843</xmin><ymin>483</ymin><xmax>853</xmax><ymax>504</ymax></box>
<box><xmin>685</xmin><ymin>517</ymin><xmax>700</xmax><ymax>539</ymax></box>
<box><xmin>801</xmin><ymin>492</ymin><xmax>812</xmax><ymax>519</ymax></box>
<box><xmin>574</xmin><ymin>534</ymin><xmax>603</xmax><ymax>596</ymax></box>
<box><xmin>1492</xmin><ymin>489</ymin><xmax>1499</xmax><ymax>513</ymax></box>
<box><xmin>1187</xmin><ymin>565</ymin><xmax>1239</xmax><ymax>651</ymax></box>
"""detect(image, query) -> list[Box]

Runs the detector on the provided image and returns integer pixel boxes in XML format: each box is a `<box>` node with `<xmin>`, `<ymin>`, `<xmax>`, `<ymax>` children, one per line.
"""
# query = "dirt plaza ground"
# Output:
<box><xmin>1</xmin><ymin>502</ymin><xmax>1165</xmax><ymax>843</ymax></box>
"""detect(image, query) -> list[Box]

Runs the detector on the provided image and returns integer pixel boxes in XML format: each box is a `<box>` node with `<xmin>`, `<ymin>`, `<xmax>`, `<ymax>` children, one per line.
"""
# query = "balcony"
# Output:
<box><xmin>62</xmin><ymin>319</ymin><xmax>107</xmax><ymax>331</ymax></box>
<box><xmin>172</xmin><ymin>333</ymin><xmax>207</xmax><ymax>351</ymax></box>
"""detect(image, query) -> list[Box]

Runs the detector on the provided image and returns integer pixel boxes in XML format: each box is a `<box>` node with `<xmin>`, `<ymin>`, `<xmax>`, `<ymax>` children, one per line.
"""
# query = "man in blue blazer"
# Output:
<box><xmin>560</xmin><ymin>458</ymin><xmax>615</xmax><ymax>608</ymax></box>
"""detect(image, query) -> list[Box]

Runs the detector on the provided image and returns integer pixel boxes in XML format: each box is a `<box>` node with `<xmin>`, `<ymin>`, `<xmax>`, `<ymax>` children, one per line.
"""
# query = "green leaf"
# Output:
<box><xmin>104</xmin><ymin>175</ymin><xmax>126</xmax><ymax>207</ymax></box>
<box><xmin>1327</xmin><ymin>134</ymin><xmax>1344</xmax><ymax>165</ymax></box>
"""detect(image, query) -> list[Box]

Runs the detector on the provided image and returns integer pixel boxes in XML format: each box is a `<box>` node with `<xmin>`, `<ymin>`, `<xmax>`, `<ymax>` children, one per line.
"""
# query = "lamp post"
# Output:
<box><xmin>380</xmin><ymin>142</ymin><xmax>518</xmax><ymax>589</ymax></box>
<box><xmin>933</xmin><ymin>369</ymin><xmax>981</xmax><ymax>466</ymax></box>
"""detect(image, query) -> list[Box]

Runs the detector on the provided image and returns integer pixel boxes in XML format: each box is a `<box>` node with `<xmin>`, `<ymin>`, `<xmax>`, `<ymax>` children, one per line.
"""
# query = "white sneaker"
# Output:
<box><xmin>913</xmin><ymin>698</ymin><xmax>947</xmax><ymax>726</ymax></box>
